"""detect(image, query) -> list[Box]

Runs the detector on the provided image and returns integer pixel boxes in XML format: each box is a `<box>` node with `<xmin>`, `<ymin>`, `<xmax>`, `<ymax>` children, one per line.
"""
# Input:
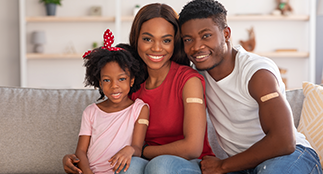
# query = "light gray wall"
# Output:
<box><xmin>0</xmin><ymin>0</ymin><xmax>20</xmax><ymax>86</ymax></box>
<box><xmin>0</xmin><ymin>0</ymin><xmax>322</xmax><ymax>87</ymax></box>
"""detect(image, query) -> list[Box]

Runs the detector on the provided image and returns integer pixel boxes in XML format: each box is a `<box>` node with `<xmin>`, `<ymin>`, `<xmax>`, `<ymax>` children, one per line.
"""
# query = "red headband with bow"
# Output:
<box><xmin>83</xmin><ymin>29</ymin><xmax>123</xmax><ymax>59</ymax></box>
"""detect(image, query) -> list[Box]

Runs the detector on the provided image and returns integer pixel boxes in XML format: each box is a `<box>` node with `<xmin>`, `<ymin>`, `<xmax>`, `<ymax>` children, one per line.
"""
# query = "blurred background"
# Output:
<box><xmin>1</xmin><ymin>0</ymin><xmax>322</xmax><ymax>89</ymax></box>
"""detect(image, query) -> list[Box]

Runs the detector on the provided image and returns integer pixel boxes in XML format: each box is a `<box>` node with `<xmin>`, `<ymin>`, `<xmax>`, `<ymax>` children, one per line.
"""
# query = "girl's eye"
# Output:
<box><xmin>103</xmin><ymin>79</ymin><xmax>110</xmax><ymax>82</ymax></box>
<box><xmin>119</xmin><ymin>78</ymin><xmax>126</xmax><ymax>81</ymax></box>
<box><xmin>202</xmin><ymin>34</ymin><xmax>211</xmax><ymax>39</ymax></box>
<box><xmin>143</xmin><ymin>37</ymin><xmax>151</xmax><ymax>42</ymax></box>
<box><xmin>163</xmin><ymin>39</ymin><xmax>172</xmax><ymax>44</ymax></box>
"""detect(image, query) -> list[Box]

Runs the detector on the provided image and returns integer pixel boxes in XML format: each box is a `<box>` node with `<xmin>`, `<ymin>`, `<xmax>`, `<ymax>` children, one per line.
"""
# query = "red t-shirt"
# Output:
<box><xmin>131</xmin><ymin>61</ymin><xmax>214</xmax><ymax>159</ymax></box>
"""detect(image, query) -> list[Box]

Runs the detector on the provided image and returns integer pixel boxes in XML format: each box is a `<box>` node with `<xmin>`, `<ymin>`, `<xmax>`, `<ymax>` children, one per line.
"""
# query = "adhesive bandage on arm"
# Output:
<box><xmin>260</xmin><ymin>92</ymin><xmax>279</xmax><ymax>102</ymax></box>
<box><xmin>138</xmin><ymin>119</ymin><xmax>149</xmax><ymax>126</ymax></box>
<box><xmin>186</xmin><ymin>98</ymin><xmax>203</xmax><ymax>104</ymax></box>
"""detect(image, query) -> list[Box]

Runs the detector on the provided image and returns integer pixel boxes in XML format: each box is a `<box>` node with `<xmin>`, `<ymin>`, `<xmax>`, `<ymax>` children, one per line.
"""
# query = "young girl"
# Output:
<box><xmin>75</xmin><ymin>29</ymin><xmax>149</xmax><ymax>174</ymax></box>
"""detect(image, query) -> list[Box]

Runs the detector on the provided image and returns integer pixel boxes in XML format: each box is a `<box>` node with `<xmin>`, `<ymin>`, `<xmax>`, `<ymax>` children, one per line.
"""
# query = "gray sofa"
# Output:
<box><xmin>0</xmin><ymin>86</ymin><xmax>305</xmax><ymax>173</ymax></box>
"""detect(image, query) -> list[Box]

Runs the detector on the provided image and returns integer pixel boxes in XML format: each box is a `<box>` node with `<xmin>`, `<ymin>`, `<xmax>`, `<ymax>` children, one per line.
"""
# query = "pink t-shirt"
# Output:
<box><xmin>79</xmin><ymin>98</ymin><xmax>148</xmax><ymax>174</ymax></box>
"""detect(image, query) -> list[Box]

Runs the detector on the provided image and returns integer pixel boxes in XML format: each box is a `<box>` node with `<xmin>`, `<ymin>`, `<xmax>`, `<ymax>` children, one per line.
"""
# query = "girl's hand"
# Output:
<box><xmin>108</xmin><ymin>146</ymin><xmax>135</xmax><ymax>173</ymax></box>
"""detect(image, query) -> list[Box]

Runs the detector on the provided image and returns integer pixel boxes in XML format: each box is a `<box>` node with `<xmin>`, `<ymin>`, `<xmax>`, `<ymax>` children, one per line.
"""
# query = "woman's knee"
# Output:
<box><xmin>145</xmin><ymin>155</ymin><xmax>201</xmax><ymax>174</ymax></box>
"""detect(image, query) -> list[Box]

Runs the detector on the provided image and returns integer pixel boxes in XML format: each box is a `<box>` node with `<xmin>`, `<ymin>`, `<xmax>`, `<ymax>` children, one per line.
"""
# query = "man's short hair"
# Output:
<box><xmin>179</xmin><ymin>0</ymin><xmax>228</xmax><ymax>30</ymax></box>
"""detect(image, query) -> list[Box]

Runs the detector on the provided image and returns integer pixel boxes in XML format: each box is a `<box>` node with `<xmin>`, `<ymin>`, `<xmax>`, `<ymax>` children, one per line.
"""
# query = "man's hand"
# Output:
<box><xmin>200</xmin><ymin>155</ymin><xmax>224</xmax><ymax>174</ymax></box>
<box><xmin>62</xmin><ymin>154</ymin><xmax>82</xmax><ymax>174</ymax></box>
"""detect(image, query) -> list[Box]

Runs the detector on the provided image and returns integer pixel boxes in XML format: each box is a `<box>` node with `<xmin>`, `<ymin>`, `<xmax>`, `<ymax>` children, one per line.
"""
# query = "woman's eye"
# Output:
<box><xmin>143</xmin><ymin>37</ymin><xmax>151</xmax><ymax>42</ymax></box>
<box><xmin>202</xmin><ymin>34</ymin><xmax>211</xmax><ymax>39</ymax></box>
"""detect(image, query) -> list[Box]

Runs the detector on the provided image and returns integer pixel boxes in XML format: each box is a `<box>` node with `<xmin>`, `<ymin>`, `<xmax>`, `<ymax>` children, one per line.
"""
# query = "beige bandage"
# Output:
<box><xmin>260</xmin><ymin>92</ymin><xmax>279</xmax><ymax>102</ymax></box>
<box><xmin>138</xmin><ymin>119</ymin><xmax>149</xmax><ymax>126</ymax></box>
<box><xmin>186</xmin><ymin>98</ymin><xmax>203</xmax><ymax>104</ymax></box>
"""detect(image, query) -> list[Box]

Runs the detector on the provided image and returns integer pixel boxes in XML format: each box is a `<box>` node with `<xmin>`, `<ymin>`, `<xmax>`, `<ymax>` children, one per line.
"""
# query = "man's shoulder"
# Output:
<box><xmin>235</xmin><ymin>46</ymin><xmax>274</xmax><ymax>67</ymax></box>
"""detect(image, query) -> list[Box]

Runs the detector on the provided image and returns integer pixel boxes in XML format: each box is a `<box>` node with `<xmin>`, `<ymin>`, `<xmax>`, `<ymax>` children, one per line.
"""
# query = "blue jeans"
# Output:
<box><xmin>228</xmin><ymin>145</ymin><xmax>322</xmax><ymax>174</ymax></box>
<box><xmin>117</xmin><ymin>155</ymin><xmax>202</xmax><ymax>174</ymax></box>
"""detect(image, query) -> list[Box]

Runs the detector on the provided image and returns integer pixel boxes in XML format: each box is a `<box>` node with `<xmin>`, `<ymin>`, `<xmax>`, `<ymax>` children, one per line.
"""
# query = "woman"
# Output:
<box><xmin>63</xmin><ymin>3</ymin><xmax>214</xmax><ymax>174</ymax></box>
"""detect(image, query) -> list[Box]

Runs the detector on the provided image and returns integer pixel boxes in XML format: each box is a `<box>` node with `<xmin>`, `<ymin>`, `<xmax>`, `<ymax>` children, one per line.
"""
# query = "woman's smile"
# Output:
<box><xmin>147</xmin><ymin>54</ymin><xmax>165</xmax><ymax>62</ymax></box>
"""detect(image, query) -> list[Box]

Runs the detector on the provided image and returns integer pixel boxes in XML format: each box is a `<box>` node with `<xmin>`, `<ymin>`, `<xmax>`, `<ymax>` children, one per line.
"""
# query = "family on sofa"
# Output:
<box><xmin>62</xmin><ymin>0</ymin><xmax>322</xmax><ymax>174</ymax></box>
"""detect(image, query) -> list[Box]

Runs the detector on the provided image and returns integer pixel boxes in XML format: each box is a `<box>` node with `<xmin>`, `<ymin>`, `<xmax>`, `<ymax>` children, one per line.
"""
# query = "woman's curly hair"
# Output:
<box><xmin>83</xmin><ymin>43</ymin><xmax>145</xmax><ymax>101</ymax></box>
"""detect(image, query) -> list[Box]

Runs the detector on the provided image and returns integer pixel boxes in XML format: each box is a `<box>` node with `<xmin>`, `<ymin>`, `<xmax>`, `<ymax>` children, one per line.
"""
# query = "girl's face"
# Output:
<box><xmin>137</xmin><ymin>17</ymin><xmax>175</xmax><ymax>71</ymax></box>
<box><xmin>100</xmin><ymin>61</ymin><xmax>134</xmax><ymax>105</ymax></box>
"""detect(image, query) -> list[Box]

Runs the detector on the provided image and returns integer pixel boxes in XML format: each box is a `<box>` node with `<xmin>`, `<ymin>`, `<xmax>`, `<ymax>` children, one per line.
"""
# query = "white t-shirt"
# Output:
<box><xmin>203</xmin><ymin>46</ymin><xmax>311</xmax><ymax>157</ymax></box>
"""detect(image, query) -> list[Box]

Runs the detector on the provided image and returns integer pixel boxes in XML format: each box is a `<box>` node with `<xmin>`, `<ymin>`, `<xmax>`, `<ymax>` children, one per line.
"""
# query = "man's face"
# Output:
<box><xmin>181</xmin><ymin>18</ymin><xmax>227</xmax><ymax>71</ymax></box>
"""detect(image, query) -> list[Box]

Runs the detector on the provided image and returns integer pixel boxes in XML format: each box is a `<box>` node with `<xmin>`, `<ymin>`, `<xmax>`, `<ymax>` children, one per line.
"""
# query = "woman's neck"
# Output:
<box><xmin>145</xmin><ymin>61</ymin><xmax>171</xmax><ymax>90</ymax></box>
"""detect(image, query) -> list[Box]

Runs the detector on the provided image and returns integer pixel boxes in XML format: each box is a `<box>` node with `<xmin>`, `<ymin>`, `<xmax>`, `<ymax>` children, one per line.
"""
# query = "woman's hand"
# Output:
<box><xmin>109</xmin><ymin>146</ymin><xmax>135</xmax><ymax>173</ymax></box>
<box><xmin>62</xmin><ymin>154</ymin><xmax>82</xmax><ymax>174</ymax></box>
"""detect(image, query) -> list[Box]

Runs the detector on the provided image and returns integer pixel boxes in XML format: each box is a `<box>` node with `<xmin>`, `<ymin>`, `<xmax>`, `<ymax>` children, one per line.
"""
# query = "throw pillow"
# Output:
<box><xmin>297</xmin><ymin>81</ymin><xmax>323</xmax><ymax>165</ymax></box>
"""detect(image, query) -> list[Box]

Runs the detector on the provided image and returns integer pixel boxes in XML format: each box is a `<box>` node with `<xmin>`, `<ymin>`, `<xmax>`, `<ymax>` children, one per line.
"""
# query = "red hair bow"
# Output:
<box><xmin>82</xmin><ymin>29</ymin><xmax>123</xmax><ymax>59</ymax></box>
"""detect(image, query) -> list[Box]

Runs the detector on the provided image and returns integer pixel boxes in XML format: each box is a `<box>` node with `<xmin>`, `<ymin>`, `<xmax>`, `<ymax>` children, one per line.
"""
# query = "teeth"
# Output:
<box><xmin>149</xmin><ymin>55</ymin><xmax>163</xmax><ymax>59</ymax></box>
<box><xmin>112</xmin><ymin>93</ymin><xmax>120</xmax><ymax>96</ymax></box>
<box><xmin>196</xmin><ymin>54</ymin><xmax>209</xmax><ymax>59</ymax></box>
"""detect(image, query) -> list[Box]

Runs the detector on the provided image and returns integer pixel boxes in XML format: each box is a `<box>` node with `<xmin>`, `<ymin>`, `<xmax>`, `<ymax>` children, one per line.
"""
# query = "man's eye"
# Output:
<box><xmin>202</xmin><ymin>34</ymin><xmax>211</xmax><ymax>39</ymax></box>
<box><xmin>183</xmin><ymin>38</ymin><xmax>191</xmax><ymax>42</ymax></box>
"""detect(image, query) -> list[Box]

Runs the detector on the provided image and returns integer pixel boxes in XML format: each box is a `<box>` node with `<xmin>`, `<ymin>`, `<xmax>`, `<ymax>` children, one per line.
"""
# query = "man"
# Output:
<box><xmin>178</xmin><ymin>0</ymin><xmax>322</xmax><ymax>173</ymax></box>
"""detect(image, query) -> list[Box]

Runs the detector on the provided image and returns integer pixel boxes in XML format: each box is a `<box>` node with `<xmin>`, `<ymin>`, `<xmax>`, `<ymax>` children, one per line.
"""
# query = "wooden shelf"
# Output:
<box><xmin>26</xmin><ymin>53</ymin><xmax>83</xmax><ymax>59</ymax></box>
<box><xmin>121</xmin><ymin>16</ymin><xmax>134</xmax><ymax>22</ymax></box>
<box><xmin>25</xmin><ymin>14</ymin><xmax>308</xmax><ymax>23</ymax></box>
<box><xmin>227</xmin><ymin>14</ymin><xmax>309</xmax><ymax>21</ymax></box>
<box><xmin>26</xmin><ymin>16</ymin><xmax>115</xmax><ymax>22</ymax></box>
<box><xmin>255</xmin><ymin>51</ymin><xmax>309</xmax><ymax>58</ymax></box>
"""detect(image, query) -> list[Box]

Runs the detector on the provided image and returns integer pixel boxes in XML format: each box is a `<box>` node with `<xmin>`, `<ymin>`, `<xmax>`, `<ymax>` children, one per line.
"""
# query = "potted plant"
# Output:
<box><xmin>39</xmin><ymin>0</ymin><xmax>62</xmax><ymax>16</ymax></box>
<box><xmin>133</xmin><ymin>4</ymin><xmax>140</xmax><ymax>16</ymax></box>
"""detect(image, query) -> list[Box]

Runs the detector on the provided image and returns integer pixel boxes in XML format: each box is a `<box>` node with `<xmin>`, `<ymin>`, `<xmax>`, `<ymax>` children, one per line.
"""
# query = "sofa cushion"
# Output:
<box><xmin>297</xmin><ymin>82</ymin><xmax>323</xmax><ymax>165</ymax></box>
<box><xmin>286</xmin><ymin>88</ymin><xmax>305</xmax><ymax>128</ymax></box>
<box><xmin>0</xmin><ymin>87</ymin><xmax>99</xmax><ymax>173</ymax></box>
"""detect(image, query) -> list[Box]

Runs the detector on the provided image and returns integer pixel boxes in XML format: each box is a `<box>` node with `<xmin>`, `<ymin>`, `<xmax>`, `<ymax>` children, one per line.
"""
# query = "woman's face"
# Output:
<box><xmin>137</xmin><ymin>17</ymin><xmax>175</xmax><ymax>71</ymax></box>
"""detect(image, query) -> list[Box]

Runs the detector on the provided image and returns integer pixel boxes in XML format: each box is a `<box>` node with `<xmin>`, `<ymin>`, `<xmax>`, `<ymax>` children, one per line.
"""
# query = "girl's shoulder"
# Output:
<box><xmin>84</xmin><ymin>103</ymin><xmax>98</xmax><ymax>112</ymax></box>
<box><xmin>129</xmin><ymin>98</ymin><xmax>149</xmax><ymax>120</ymax></box>
<box><xmin>132</xmin><ymin>98</ymin><xmax>149</xmax><ymax>109</ymax></box>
